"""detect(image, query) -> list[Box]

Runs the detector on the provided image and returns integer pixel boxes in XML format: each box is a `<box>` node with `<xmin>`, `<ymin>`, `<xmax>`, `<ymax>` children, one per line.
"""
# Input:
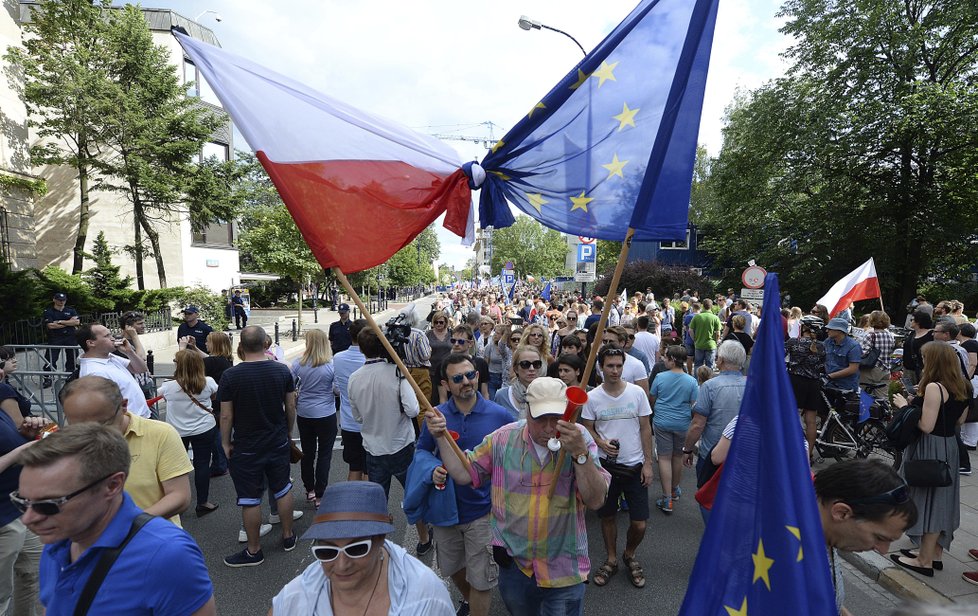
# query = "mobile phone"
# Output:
<box><xmin>900</xmin><ymin>377</ymin><xmax>917</xmax><ymax>396</ymax></box>
<box><xmin>509</xmin><ymin>316</ymin><xmax>524</xmax><ymax>326</ymax></box>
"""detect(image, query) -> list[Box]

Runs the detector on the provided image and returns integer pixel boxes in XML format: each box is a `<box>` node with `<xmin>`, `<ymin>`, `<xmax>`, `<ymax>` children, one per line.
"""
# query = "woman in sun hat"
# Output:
<box><xmin>270</xmin><ymin>481</ymin><xmax>453</xmax><ymax>615</ymax></box>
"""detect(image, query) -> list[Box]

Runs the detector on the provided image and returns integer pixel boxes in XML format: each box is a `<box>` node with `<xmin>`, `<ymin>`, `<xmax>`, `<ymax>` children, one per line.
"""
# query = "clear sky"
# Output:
<box><xmin>157</xmin><ymin>0</ymin><xmax>791</xmax><ymax>269</ymax></box>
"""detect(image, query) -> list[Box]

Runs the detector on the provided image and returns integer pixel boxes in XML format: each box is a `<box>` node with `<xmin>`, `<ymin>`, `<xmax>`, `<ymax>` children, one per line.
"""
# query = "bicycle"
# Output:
<box><xmin>813</xmin><ymin>384</ymin><xmax>902</xmax><ymax>469</ymax></box>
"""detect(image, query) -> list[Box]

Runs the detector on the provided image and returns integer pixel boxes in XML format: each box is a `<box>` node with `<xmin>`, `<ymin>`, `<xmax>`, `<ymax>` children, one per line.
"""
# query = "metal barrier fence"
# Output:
<box><xmin>2</xmin><ymin>343</ymin><xmax>166</xmax><ymax>425</ymax></box>
<box><xmin>0</xmin><ymin>308</ymin><xmax>173</xmax><ymax>345</ymax></box>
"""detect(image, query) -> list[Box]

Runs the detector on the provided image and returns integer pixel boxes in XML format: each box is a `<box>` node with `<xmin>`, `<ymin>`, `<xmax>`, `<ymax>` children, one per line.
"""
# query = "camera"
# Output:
<box><xmin>384</xmin><ymin>315</ymin><xmax>412</xmax><ymax>362</ymax></box>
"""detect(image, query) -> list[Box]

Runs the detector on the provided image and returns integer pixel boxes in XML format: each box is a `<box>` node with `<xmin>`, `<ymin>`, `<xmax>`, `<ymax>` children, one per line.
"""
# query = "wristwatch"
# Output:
<box><xmin>681</xmin><ymin>447</ymin><xmax>694</xmax><ymax>455</ymax></box>
<box><xmin>574</xmin><ymin>452</ymin><xmax>589</xmax><ymax>465</ymax></box>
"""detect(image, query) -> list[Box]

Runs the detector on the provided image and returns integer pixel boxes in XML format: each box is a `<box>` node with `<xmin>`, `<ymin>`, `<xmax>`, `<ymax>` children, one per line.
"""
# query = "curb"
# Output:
<box><xmin>841</xmin><ymin>550</ymin><xmax>951</xmax><ymax>605</ymax></box>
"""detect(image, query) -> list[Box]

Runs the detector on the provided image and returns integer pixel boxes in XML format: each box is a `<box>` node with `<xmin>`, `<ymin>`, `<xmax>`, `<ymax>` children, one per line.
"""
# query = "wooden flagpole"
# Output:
<box><xmin>548</xmin><ymin>228</ymin><xmax>634</xmax><ymax>497</ymax></box>
<box><xmin>332</xmin><ymin>267</ymin><xmax>471</xmax><ymax>472</ymax></box>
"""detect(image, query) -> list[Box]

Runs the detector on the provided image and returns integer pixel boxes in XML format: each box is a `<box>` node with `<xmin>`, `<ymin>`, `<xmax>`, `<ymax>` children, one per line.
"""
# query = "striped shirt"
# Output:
<box><xmin>466</xmin><ymin>422</ymin><xmax>610</xmax><ymax>588</ymax></box>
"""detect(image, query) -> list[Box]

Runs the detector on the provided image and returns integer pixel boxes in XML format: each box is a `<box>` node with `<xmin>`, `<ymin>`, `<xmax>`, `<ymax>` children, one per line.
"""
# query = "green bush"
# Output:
<box><xmin>168</xmin><ymin>285</ymin><xmax>230</xmax><ymax>331</ymax></box>
<box><xmin>0</xmin><ymin>262</ymin><xmax>43</xmax><ymax>323</ymax></box>
<box><xmin>36</xmin><ymin>266</ymin><xmax>112</xmax><ymax>313</ymax></box>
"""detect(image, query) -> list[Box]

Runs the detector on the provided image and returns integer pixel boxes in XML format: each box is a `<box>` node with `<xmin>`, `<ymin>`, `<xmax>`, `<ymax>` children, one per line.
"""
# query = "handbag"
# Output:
<box><xmin>903</xmin><ymin>386</ymin><xmax>952</xmax><ymax>488</ymax></box>
<box><xmin>289</xmin><ymin>441</ymin><xmax>304</xmax><ymax>464</ymax></box>
<box><xmin>859</xmin><ymin>338</ymin><xmax>882</xmax><ymax>369</ymax></box>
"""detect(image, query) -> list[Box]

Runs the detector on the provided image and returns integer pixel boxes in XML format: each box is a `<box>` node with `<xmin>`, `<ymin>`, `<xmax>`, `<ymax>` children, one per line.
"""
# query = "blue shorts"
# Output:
<box><xmin>229</xmin><ymin>441</ymin><xmax>292</xmax><ymax>507</ymax></box>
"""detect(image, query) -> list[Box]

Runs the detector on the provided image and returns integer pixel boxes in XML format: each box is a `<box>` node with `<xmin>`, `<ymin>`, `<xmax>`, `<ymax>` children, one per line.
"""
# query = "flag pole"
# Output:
<box><xmin>331</xmin><ymin>266</ymin><xmax>471</xmax><ymax>472</ymax></box>
<box><xmin>548</xmin><ymin>228</ymin><xmax>634</xmax><ymax>497</ymax></box>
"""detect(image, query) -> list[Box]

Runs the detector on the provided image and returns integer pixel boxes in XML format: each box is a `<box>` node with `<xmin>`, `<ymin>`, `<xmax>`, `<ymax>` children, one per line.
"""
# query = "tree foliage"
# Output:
<box><xmin>82</xmin><ymin>231</ymin><xmax>132</xmax><ymax>311</ymax></box>
<box><xmin>695</xmin><ymin>0</ymin><xmax>978</xmax><ymax>313</ymax></box>
<box><xmin>4</xmin><ymin>0</ymin><xmax>116</xmax><ymax>274</ymax></box>
<box><xmin>489</xmin><ymin>217</ymin><xmax>568</xmax><ymax>278</ymax></box>
<box><xmin>594</xmin><ymin>260</ymin><xmax>714</xmax><ymax>299</ymax></box>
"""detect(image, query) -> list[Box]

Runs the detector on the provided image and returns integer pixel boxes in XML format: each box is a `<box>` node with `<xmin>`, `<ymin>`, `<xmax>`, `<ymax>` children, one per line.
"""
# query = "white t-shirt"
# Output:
<box><xmin>271</xmin><ymin>540</ymin><xmax>454</xmax><ymax>615</ymax></box>
<box><xmin>632</xmin><ymin>331</ymin><xmax>660</xmax><ymax>363</ymax></box>
<box><xmin>159</xmin><ymin>377</ymin><xmax>218</xmax><ymax>437</ymax></box>
<box><xmin>79</xmin><ymin>355</ymin><xmax>151</xmax><ymax>417</ymax></box>
<box><xmin>581</xmin><ymin>383</ymin><xmax>652</xmax><ymax>466</ymax></box>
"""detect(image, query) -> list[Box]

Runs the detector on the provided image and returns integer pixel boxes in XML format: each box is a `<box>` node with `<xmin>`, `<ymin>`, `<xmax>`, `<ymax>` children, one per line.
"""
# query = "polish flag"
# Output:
<box><xmin>816</xmin><ymin>258</ymin><xmax>881</xmax><ymax>317</ymax></box>
<box><xmin>173</xmin><ymin>31</ymin><xmax>473</xmax><ymax>274</ymax></box>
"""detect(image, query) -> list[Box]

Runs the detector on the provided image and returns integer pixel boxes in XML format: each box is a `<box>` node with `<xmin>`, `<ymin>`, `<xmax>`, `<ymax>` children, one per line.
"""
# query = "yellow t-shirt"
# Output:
<box><xmin>122</xmin><ymin>412</ymin><xmax>193</xmax><ymax>527</ymax></box>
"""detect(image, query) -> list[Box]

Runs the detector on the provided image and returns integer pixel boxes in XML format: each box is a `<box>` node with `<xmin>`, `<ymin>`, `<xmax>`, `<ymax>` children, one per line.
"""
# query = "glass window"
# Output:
<box><xmin>660</xmin><ymin>230</ymin><xmax>691</xmax><ymax>250</ymax></box>
<box><xmin>202</xmin><ymin>141</ymin><xmax>229</xmax><ymax>162</ymax></box>
<box><xmin>183</xmin><ymin>59</ymin><xmax>198</xmax><ymax>97</ymax></box>
<box><xmin>192</xmin><ymin>221</ymin><xmax>234</xmax><ymax>248</ymax></box>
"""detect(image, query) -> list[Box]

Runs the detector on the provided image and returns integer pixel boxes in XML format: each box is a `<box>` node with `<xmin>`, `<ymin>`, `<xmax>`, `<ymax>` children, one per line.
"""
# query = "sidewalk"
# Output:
<box><xmin>842</xmin><ymin>448</ymin><xmax>978</xmax><ymax>605</ymax></box>
<box><xmin>150</xmin><ymin>295</ymin><xmax>438</xmax><ymax>372</ymax></box>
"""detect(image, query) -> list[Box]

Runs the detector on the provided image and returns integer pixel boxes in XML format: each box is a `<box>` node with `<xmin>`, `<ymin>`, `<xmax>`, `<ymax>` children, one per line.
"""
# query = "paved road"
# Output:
<box><xmin>183</xmin><ymin>443</ymin><xmax>906</xmax><ymax>615</ymax></box>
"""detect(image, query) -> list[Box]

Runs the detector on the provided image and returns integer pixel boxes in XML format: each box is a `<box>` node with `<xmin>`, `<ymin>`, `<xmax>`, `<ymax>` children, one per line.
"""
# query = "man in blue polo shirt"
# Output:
<box><xmin>15</xmin><ymin>423</ymin><xmax>214</xmax><ymax>615</ymax></box>
<box><xmin>416</xmin><ymin>353</ymin><xmax>513</xmax><ymax>616</ymax></box>
<box><xmin>823</xmin><ymin>317</ymin><xmax>861</xmax><ymax>392</ymax></box>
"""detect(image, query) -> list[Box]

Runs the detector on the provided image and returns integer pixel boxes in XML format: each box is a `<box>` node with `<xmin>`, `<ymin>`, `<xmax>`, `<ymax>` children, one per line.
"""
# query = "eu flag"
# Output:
<box><xmin>478</xmin><ymin>0</ymin><xmax>719</xmax><ymax>241</ymax></box>
<box><xmin>540</xmin><ymin>282</ymin><xmax>552</xmax><ymax>302</ymax></box>
<box><xmin>679</xmin><ymin>273</ymin><xmax>836</xmax><ymax>616</ymax></box>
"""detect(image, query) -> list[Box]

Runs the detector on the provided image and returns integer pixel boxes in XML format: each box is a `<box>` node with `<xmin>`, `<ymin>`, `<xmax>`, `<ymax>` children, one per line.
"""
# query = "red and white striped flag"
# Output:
<box><xmin>816</xmin><ymin>258</ymin><xmax>881</xmax><ymax>317</ymax></box>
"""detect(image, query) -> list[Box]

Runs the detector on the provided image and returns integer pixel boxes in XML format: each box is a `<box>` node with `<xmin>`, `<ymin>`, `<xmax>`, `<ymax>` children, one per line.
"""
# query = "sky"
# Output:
<box><xmin>157</xmin><ymin>0</ymin><xmax>792</xmax><ymax>270</ymax></box>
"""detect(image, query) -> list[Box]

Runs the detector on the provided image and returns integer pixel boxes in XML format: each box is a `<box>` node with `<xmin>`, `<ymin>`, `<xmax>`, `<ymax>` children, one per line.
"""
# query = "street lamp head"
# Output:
<box><xmin>518</xmin><ymin>15</ymin><xmax>541</xmax><ymax>30</ymax></box>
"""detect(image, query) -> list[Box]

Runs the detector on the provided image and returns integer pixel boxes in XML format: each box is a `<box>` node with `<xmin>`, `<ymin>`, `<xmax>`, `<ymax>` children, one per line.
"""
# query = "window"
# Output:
<box><xmin>183</xmin><ymin>59</ymin><xmax>198</xmax><ymax>97</ymax></box>
<box><xmin>202</xmin><ymin>141</ymin><xmax>229</xmax><ymax>162</ymax></box>
<box><xmin>192</xmin><ymin>220</ymin><xmax>234</xmax><ymax>248</ymax></box>
<box><xmin>660</xmin><ymin>230</ymin><xmax>691</xmax><ymax>250</ymax></box>
<box><xmin>0</xmin><ymin>208</ymin><xmax>9</xmax><ymax>264</ymax></box>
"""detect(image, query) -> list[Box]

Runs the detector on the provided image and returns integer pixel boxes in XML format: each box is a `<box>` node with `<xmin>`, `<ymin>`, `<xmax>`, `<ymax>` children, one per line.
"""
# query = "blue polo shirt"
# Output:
<box><xmin>39</xmin><ymin>493</ymin><xmax>213</xmax><ymax>615</ymax></box>
<box><xmin>824</xmin><ymin>335</ymin><xmax>862</xmax><ymax>391</ymax></box>
<box><xmin>417</xmin><ymin>394</ymin><xmax>513</xmax><ymax>524</ymax></box>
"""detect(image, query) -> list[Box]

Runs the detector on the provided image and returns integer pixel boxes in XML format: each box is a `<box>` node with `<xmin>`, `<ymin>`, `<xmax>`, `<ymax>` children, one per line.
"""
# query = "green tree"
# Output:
<box><xmin>490</xmin><ymin>217</ymin><xmax>568</xmax><ymax>278</ymax></box>
<box><xmin>99</xmin><ymin>5</ymin><xmax>239</xmax><ymax>289</ymax></box>
<box><xmin>696</xmin><ymin>1</ymin><xmax>978</xmax><ymax>312</ymax></box>
<box><xmin>82</xmin><ymin>231</ymin><xmax>132</xmax><ymax>309</ymax></box>
<box><xmin>4</xmin><ymin>0</ymin><xmax>116</xmax><ymax>274</ymax></box>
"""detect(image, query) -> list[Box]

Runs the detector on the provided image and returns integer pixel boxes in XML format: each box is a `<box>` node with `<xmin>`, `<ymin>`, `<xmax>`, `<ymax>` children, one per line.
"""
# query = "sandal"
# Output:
<box><xmin>592</xmin><ymin>561</ymin><xmax>618</xmax><ymax>586</ymax></box>
<box><xmin>623</xmin><ymin>555</ymin><xmax>646</xmax><ymax>588</ymax></box>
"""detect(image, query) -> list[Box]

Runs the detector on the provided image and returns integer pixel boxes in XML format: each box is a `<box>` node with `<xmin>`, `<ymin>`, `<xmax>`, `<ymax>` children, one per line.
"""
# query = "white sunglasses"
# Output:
<box><xmin>311</xmin><ymin>538</ymin><xmax>374</xmax><ymax>562</ymax></box>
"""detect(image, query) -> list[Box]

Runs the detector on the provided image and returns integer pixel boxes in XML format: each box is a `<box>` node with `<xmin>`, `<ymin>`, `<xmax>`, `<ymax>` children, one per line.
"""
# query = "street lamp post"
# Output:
<box><xmin>194</xmin><ymin>10</ymin><xmax>223</xmax><ymax>23</ymax></box>
<box><xmin>518</xmin><ymin>15</ymin><xmax>587</xmax><ymax>57</ymax></box>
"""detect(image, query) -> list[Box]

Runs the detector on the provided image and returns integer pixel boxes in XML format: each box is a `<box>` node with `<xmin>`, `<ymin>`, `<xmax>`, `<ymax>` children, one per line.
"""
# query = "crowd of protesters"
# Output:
<box><xmin>0</xmin><ymin>284</ymin><xmax>976</xmax><ymax>614</ymax></box>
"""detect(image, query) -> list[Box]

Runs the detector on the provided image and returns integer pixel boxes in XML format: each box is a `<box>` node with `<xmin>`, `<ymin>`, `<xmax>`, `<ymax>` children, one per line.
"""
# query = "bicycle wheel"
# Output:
<box><xmin>857</xmin><ymin>419</ymin><xmax>903</xmax><ymax>469</ymax></box>
<box><xmin>817</xmin><ymin>419</ymin><xmax>858</xmax><ymax>461</ymax></box>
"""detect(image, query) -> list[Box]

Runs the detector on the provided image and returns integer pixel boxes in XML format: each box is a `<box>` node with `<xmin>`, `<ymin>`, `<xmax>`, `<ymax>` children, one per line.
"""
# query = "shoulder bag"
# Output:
<box><xmin>73</xmin><ymin>513</ymin><xmax>154</xmax><ymax>616</ymax></box>
<box><xmin>903</xmin><ymin>386</ymin><xmax>953</xmax><ymax>488</ymax></box>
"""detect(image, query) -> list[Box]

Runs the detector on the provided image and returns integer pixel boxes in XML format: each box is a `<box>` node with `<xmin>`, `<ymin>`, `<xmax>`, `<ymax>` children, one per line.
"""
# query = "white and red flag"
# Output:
<box><xmin>816</xmin><ymin>257</ymin><xmax>881</xmax><ymax>317</ymax></box>
<box><xmin>173</xmin><ymin>31</ymin><xmax>473</xmax><ymax>274</ymax></box>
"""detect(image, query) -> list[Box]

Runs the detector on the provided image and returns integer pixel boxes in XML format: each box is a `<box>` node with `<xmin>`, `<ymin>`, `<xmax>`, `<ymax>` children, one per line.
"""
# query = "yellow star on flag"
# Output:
<box><xmin>591</xmin><ymin>60</ymin><xmax>619</xmax><ymax>87</ymax></box>
<box><xmin>752</xmin><ymin>539</ymin><xmax>775</xmax><ymax>591</ymax></box>
<box><xmin>491</xmin><ymin>170</ymin><xmax>510</xmax><ymax>181</ymax></box>
<box><xmin>613</xmin><ymin>103</ymin><xmax>639</xmax><ymax>131</ymax></box>
<box><xmin>491</xmin><ymin>139</ymin><xmax>505</xmax><ymax>153</ymax></box>
<box><xmin>526</xmin><ymin>193</ymin><xmax>548</xmax><ymax>213</ymax></box>
<box><xmin>569</xmin><ymin>69</ymin><xmax>591</xmax><ymax>90</ymax></box>
<box><xmin>569</xmin><ymin>191</ymin><xmax>594</xmax><ymax>212</ymax></box>
<box><xmin>602</xmin><ymin>153</ymin><xmax>628</xmax><ymax>179</ymax></box>
<box><xmin>786</xmin><ymin>526</ymin><xmax>803</xmax><ymax>562</ymax></box>
<box><xmin>528</xmin><ymin>102</ymin><xmax>546</xmax><ymax>118</ymax></box>
<box><xmin>724</xmin><ymin>597</ymin><xmax>748</xmax><ymax>616</ymax></box>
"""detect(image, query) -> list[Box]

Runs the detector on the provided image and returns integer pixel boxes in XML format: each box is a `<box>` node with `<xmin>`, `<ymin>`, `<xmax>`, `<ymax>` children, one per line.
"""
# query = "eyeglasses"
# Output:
<box><xmin>311</xmin><ymin>538</ymin><xmax>374</xmax><ymax>562</ymax></box>
<box><xmin>844</xmin><ymin>484</ymin><xmax>910</xmax><ymax>507</ymax></box>
<box><xmin>517</xmin><ymin>360</ymin><xmax>543</xmax><ymax>370</ymax></box>
<box><xmin>434</xmin><ymin>320</ymin><xmax>447</xmax><ymax>325</ymax></box>
<box><xmin>10</xmin><ymin>473</ymin><xmax>114</xmax><ymax>516</ymax></box>
<box><xmin>449</xmin><ymin>370</ymin><xmax>478</xmax><ymax>384</ymax></box>
<box><xmin>528</xmin><ymin>332</ymin><xmax>543</xmax><ymax>338</ymax></box>
<box><xmin>450</xmin><ymin>338</ymin><xmax>471</xmax><ymax>345</ymax></box>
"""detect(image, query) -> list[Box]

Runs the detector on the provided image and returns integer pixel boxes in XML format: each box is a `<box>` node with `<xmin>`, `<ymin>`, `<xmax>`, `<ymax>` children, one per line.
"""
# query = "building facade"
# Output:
<box><xmin>5</xmin><ymin>2</ymin><xmax>239</xmax><ymax>292</ymax></box>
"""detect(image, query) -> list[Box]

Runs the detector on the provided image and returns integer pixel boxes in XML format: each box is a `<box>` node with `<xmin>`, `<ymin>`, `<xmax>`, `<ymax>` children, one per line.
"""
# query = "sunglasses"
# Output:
<box><xmin>10</xmin><ymin>473</ymin><xmax>113</xmax><ymax>516</ymax></box>
<box><xmin>517</xmin><ymin>360</ymin><xmax>543</xmax><ymax>370</ymax></box>
<box><xmin>844</xmin><ymin>483</ymin><xmax>910</xmax><ymax>507</ymax></box>
<box><xmin>449</xmin><ymin>370</ymin><xmax>478</xmax><ymax>384</ymax></box>
<box><xmin>311</xmin><ymin>538</ymin><xmax>374</xmax><ymax>562</ymax></box>
<box><xmin>510</xmin><ymin>337</ymin><xmax>521</xmax><ymax>342</ymax></box>
<box><xmin>434</xmin><ymin>320</ymin><xmax>447</xmax><ymax>325</ymax></box>
<box><xmin>450</xmin><ymin>338</ymin><xmax>471</xmax><ymax>345</ymax></box>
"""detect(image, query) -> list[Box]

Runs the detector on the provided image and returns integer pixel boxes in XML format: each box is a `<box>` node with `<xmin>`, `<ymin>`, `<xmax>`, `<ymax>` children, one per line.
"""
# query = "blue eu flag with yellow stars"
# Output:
<box><xmin>679</xmin><ymin>273</ymin><xmax>837</xmax><ymax>616</ymax></box>
<box><xmin>478</xmin><ymin>0</ymin><xmax>719</xmax><ymax>242</ymax></box>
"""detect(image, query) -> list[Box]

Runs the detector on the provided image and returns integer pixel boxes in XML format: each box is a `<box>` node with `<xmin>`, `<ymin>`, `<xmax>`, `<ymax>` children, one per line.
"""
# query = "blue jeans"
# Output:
<box><xmin>488</xmin><ymin>372</ymin><xmax>503</xmax><ymax>401</ymax></box>
<box><xmin>365</xmin><ymin>443</ymin><xmax>415</xmax><ymax>501</ymax></box>
<box><xmin>498</xmin><ymin>564</ymin><xmax>585</xmax><ymax>616</ymax></box>
<box><xmin>694</xmin><ymin>348</ymin><xmax>716</xmax><ymax>369</ymax></box>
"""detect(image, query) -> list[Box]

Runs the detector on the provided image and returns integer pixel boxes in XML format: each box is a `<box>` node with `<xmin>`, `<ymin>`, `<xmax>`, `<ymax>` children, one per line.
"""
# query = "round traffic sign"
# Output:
<box><xmin>742</xmin><ymin>266</ymin><xmax>767</xmax><ymax>289</ymax></box>
<box><xmin>578</xmin><ymin>236</ymin><xmax>595</xmax><ymax>244</ymax></box>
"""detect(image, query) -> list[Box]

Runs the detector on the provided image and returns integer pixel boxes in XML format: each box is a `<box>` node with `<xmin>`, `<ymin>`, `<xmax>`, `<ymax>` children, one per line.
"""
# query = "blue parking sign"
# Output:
<box><xmin>577</xmin><ymin>244</ymin><xmax>596</xmax><ymax>263</ymax></box>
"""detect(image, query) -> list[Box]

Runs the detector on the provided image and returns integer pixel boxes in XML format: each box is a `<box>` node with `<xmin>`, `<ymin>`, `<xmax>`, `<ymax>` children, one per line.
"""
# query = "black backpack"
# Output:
<box><xmin>885</xmin><ymin>404</ymin><xmax>921</xmax><ymax>451</ymax></box>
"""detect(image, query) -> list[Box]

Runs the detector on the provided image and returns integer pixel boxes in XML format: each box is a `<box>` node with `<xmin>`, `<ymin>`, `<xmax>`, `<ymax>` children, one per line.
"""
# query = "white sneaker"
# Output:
<box><xmin>269</xmin><ymin>511</ymin><xmax>303</xmax><ymax>524</ymax></box>
<box><xmin>238</xmin><ymin>523</ymin><xmax>273</xmax><ymax>543</ymax></box>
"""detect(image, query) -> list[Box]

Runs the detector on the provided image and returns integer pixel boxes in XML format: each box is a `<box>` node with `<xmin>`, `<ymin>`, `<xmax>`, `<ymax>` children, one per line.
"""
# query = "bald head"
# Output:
<box><xmin>60</xmin><ymin>376</ymin><xmax>126</xmax><ymax>430</ymax></box>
